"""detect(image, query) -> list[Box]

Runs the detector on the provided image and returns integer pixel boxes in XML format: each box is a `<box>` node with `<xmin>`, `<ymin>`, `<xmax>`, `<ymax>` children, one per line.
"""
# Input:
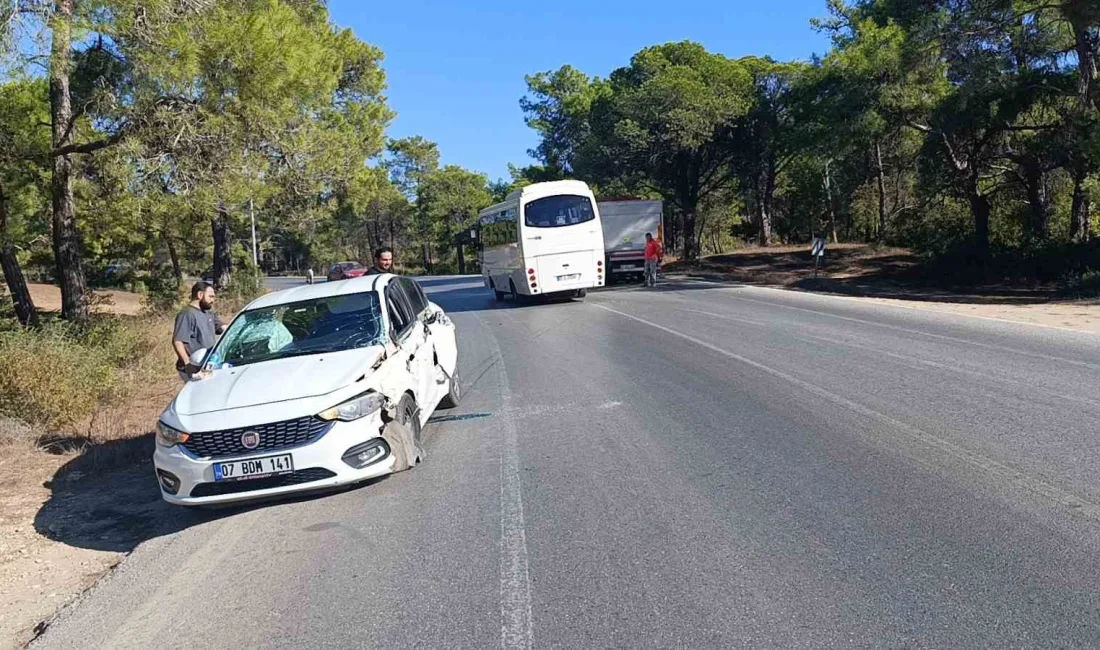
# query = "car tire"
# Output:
<box><xmin>509</xmin><ymin>279</ymin><xmax>520</xmax><ymax>302</ymax></box>
<box><xmin>438</xmin><ymin>364</ymin><xmax>462</xmax><ymax>409</ymax></box>
<box><xmin>491</xmin><ymin>278</ymin><xmax>506</xmax><ymax>301</ymax></box>
<box><xmin>389</xmin><ymin>394</ymin><xmax>423</xmax><ymax>471</ymax></box>
<box><xmin>574</xmin><ymin>288</ymin><xmax>587</xmax><ymax>299</ymax></box>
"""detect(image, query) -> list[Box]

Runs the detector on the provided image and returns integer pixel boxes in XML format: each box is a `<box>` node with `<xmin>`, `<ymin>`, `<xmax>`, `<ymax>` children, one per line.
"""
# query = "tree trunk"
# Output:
<box><xmin>875</xmin><ymin>141</ymin><xmax>888</xmax><ymax>241</ymax></box>
<box><xmin>211</xmin><ymin>205</ymin><xmax>232</xmax><ymax>289</ymax></box>
<box><xmin>422</xmin><ymin>241</ymin><xmax>433</xmax><ymax>274</ymax></box>
<box><xmin>49</xmin><ymin>0</ymin><xmax>89</xmax><ymax>323</ymax></box>
<box><xmin>1067</xmin><ymin>7</ymin><xmax>1096</xmax><ymax>244</ymax></box>
<box><xmin>1071</xmin><ymin>14</ymin><xmax>1098</xmax><ymax>113</ymax></box>
<box><xmin>456</xmin><ymin>242</ymin><xmax>466</xmax><ymax>275</ymax></box>
<box><xmin>966</xmin><ymin>180</ymin><xmax>992</xmax><ymax>262</ymax></box>
<box><xmin>682</xmin><ymin>204</ymin><xmax>699</xmax><ymax>261</ymax></box>
<box><xmin>0</xmin><ymin>180</ymin><xmax>38</xmax><ymax>327</ymax></box>
<box><xmin>755</xmin><ymin>166</ymin><xmax>778</xmax><ymax>247</ymax></box>
<box><xmin>1021</xmin><ymin>161</ymin><xmax>1051</xmax><ymax>242</ymax></box>
<box><xmin>1071</xmin><ymin>166</ymin><xmax>1092</xmax><ymax>243</ymax></box>
<box><xmin>666</xmin><ymin>207</ymin><xmax>679</xmax><ymax>255</ymax></box>
<box><xmin>755</xmin><ymin>185</ymin><xmax>773</xmax><ymax>247</ymax></box>
<box><xmin>165</xmin><ymin>234</ymin><xmax>182</xmax><ymax>286</ymax></box>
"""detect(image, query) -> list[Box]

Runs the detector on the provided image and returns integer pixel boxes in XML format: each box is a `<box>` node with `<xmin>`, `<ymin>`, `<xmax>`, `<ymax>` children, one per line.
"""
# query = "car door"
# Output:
<box><xmin>413</xmin><ymin>279</ymin><xmax>457</xmax><ymax>379</ymax></box>
<box><xmin>385</xmin><ymin>280</ymin><xmax>433</xmax><ymax>420</ymax></box>
<box><xmin>399</xmin><ymin>278</ymin><xmax>439</xmax><ymax>410</ymax></box>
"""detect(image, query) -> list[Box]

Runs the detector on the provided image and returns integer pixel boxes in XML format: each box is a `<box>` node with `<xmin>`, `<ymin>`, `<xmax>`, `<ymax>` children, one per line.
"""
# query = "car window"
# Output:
<box><xmin>385</xmin><ymin>282</ymin><xmax>415</xmax><ymax>341</ymax></box>
<box><xmin>523</xmin><ymin>194</ymin><xmax>596</xmax><ymax>228</ymax></box>
<box><xmin>399</xmin><ymin>278</ymin><xmax>428</xmax><ymax>315</ymax></box>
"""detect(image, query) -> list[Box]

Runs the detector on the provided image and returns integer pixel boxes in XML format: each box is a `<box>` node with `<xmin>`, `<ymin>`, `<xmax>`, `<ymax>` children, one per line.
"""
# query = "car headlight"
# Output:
<box><xmin>318</xmin><ymin>391</ymin><xmax>386</xmax><ymax>422</ymax></box>
<box><xmin>156</xmin><ymin>421</ymin><xmax>190</xmax><ymax>447</ymax></box>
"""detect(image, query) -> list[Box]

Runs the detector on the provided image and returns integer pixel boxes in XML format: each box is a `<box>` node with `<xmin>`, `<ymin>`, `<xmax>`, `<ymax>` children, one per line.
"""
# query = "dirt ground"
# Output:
<box><xmin>0</xmin><ymin>285</ymin><xmax>175</xmax><ymax>649</ymax></box>
<box><xmin>27</xmin><ymin>284</ymin><xmax>145</xmax><ymax>317</ymax></box>
<box><xmin>666</xmin><ymin>244</ymin><xmax>1100</xmax><ymax>334</ymax></box>
<box><xmin>0</xmin><ymin>377</ymin><xmax>184</xmax><ymax>650</ymax></box>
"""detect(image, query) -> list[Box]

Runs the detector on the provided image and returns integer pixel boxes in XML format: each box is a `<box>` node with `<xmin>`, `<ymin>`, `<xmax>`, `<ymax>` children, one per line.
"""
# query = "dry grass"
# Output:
<box><xmin>0</xmin><ymin>316</ymin><xmax>170</xmax><ymax>433</ymax></box>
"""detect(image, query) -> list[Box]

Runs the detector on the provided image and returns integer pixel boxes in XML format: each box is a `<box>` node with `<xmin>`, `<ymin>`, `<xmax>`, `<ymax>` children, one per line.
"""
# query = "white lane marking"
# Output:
<box><xmin>673</xmin><ymin>278</ymin><xmax>1100</xmax><ymax>336</ymax></box>
<box><xmin>592</xmin><ymin>302</ymin><xmax>1100</xmax><ymax>521</ymax></box>
<box><xmin>672</xmin><ymin>285</ymin><xmax>1100</xmax><ymax>371</ymax></box>
<box><xmin>483</xmin><ymin>330</ymin><xmax>534</xmax><ymax>649</ymax></box>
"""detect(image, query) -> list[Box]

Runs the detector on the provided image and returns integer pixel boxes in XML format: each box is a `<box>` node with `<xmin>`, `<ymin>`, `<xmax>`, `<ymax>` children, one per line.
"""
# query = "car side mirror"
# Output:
<box><xmin>190</xmin><ymin>348</ymin><xmax>208</xmax><ymax>365</ymax></box>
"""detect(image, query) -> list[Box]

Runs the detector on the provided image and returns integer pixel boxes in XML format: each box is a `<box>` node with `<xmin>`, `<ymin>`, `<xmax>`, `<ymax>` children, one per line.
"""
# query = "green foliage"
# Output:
<box><xmin>516</xmin><ymin>1</ymin><xmax>1100</xmax><ymax>273</ymax></box>
<box><xmin>0</xmin><ymin>316</ymin><xmax>160</xmax><ymax>430</ymax></box>
<box><xmin>578</xmin><ymin>42</ymin><xmax>754</xmax><ymax>259</ymax></box>
<box><xmin>1062</xmin><ymin>269</ymin><xmax>1100</xmax><ymax>298</ymax></box>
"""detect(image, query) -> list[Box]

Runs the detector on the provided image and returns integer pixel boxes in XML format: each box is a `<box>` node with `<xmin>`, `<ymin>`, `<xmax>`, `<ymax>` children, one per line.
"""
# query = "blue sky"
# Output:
<box><xmin>328</xmin><ymin>0</ymin><xmax>833</xmax><ymax>183</ymax></box>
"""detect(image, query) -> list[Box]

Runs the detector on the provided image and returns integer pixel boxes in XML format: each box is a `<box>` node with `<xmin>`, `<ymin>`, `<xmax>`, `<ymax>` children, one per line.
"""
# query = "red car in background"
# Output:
<box><xmin>327</xmin><ymin>261</ymin><xmax>367</xmax><ymax>281</ymax></box>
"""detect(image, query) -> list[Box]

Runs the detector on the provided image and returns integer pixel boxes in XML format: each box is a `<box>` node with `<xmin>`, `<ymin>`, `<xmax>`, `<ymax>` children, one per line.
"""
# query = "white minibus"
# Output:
<box><xmin>479</xmin><ymin>180</ymin><xmax>606</xmax><ymax>300</ymax></box>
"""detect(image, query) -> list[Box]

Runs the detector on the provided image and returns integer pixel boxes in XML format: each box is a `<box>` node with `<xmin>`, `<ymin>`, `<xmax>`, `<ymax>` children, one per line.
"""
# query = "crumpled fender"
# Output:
<box><xmin>381</xmin><ymin>420</ymin><xmax>420</xmax><ymax>471</ymax></box>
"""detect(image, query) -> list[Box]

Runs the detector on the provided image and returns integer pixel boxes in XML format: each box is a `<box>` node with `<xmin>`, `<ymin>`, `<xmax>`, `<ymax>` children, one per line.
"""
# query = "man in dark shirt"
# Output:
<box><xmin>173</xmin><ymin>282</ymin><xmax>224</xmax><ymax>380</ymax></box>
<box><xmin>366</xmin><ymin>247</ymin><xmax>395</xmax><ymax>275</ymax></box>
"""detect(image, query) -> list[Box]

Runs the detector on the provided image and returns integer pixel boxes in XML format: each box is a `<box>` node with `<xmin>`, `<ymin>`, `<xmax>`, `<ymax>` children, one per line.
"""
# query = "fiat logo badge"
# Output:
<box><xmin>240</xmin><ymin>431</ymin><xmax>261</xmax><ymax>449</ymax></box>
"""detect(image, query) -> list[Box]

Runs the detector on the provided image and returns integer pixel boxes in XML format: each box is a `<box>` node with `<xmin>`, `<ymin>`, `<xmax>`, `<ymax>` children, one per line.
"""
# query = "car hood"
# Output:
<box><xmin>172</xmin><ymin>345</ymin><xmax>385</xmax><ymax>416</ymax></box>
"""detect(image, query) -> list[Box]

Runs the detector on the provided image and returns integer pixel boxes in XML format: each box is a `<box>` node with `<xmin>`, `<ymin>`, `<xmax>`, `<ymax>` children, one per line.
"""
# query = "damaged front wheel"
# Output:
<box><xmin>383</xmin><ymin>394</ymin><xmax>423</xmax><ymax>472</ymax></box>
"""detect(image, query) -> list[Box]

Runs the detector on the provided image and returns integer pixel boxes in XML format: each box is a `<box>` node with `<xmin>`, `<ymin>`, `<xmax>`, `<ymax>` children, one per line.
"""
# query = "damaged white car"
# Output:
<box><xmin>153</xmin><ymin>274</ymin><xmax>460</xmax><ymax>506</ymax></box>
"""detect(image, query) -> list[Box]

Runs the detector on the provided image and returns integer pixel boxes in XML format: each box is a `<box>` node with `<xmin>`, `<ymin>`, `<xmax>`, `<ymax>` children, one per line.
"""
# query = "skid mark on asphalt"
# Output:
<box><xmin>427</xmin><ymin>412</ymin><xmax>494</xmax><ymax>424</ymax></box>
<box><xmin>592</xmin><ymin>302</ymin><xmax>1100</xmax><ymax>524</ymax></box>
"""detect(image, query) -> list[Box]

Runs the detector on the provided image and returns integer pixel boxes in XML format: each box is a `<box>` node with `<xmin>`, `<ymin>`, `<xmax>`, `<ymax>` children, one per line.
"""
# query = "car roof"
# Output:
<box><xmin>245</xmin><ymin>274</ymin><xmax>397</xmax><ymax>310</ymax></box>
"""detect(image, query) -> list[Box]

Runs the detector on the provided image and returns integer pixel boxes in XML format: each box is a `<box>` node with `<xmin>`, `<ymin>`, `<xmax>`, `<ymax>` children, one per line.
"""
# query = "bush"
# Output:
<box><xmin>0</xmin><ymin>316</ymin><xmax>162</xmax><ymax>431</ymax></box>
<box><xmin>145</xmin><ymin>268</ymin><xmax>186</xmax><ymax>314</ymax></box>
<box><xmin>1061</xmin><ymin>269</ymin><xmax>1100</xmax><ymax>298</ymax></box>
<box><xmin>222</xmin><ymin>260</ymin><xmax>265</xmax><ymax>306</ymax></box>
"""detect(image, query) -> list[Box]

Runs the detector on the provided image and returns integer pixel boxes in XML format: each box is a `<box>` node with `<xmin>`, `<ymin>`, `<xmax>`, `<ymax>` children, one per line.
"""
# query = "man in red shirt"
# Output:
<box><xmin>644</xmin><ymin>232</ymin><xmax>663</xmax><ymax>287</ymax></box>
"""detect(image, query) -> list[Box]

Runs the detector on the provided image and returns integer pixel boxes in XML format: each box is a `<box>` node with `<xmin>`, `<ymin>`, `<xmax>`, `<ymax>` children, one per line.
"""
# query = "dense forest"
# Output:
<box><xmin>515</xmin><ymin>0</ymin><xmax>1100</xmax><ymax>287</ymax></box>
<box><xmin>1</xmin><ymin>0</ymin><xmax>1098</xmax><ymax>329</ymax></box>
<box><xmin>0</xmin><ymin>0</ymin><xmax>494</xmax><ymax>326</ymax></box>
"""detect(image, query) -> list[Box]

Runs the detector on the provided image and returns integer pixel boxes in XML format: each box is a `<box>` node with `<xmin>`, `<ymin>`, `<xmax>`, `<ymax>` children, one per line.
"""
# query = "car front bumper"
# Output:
<box><xmin>153</xmin><ymin>412</ymin><xmax>396</xmax><ymax>506</ymax></box>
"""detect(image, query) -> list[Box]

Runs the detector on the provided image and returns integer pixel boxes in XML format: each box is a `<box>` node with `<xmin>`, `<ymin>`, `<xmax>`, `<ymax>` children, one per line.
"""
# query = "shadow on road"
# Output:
<box><xmin>33</xmin><ymin>434</ymin><xmax>388</xmax><ymax>554</ymax></box>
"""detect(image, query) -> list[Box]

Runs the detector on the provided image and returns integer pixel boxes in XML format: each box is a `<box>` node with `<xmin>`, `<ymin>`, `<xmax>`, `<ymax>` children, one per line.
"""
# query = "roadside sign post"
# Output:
<box><xmin>811</xmin><ymin>237</ymin><xmax>827</xmax><ymax>278</ymax></box>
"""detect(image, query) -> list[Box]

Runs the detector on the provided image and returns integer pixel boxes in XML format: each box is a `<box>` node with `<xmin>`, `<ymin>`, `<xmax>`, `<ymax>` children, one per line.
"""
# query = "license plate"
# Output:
<box><xmin>556</xmin><ymin>273</ymin><xmax>581</xmax><ymax>281</ymax></box>
<box><xmin>214</xmin><ymin>454</ymin><xmax>294</xmax><ymax>482</ymax></box>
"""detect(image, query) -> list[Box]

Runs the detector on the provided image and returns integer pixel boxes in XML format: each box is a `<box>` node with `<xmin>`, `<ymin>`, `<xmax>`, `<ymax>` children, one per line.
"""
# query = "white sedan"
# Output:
<box><xmin>153</xmin><ymin>274</ymin><xmax>460</xmax><ymax>506</ymax></box>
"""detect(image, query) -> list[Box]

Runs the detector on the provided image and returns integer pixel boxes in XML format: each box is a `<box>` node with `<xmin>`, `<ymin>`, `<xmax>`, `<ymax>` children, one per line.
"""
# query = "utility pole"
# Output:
<box><xmin>249</xmin><ymin>197</ymin><xmax>258</xmax><ymax>267</ymax></box>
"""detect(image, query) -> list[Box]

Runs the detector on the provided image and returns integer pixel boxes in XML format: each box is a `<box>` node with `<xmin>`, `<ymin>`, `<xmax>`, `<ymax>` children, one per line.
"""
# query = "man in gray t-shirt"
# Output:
<box><xmin>174</xmin><ymin>282</ymin><xmax>225</xmax><ymax>379</ymax></box>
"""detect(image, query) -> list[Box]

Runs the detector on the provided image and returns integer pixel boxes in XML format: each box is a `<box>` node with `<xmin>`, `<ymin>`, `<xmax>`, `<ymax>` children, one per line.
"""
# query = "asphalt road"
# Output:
<box><xmin>34</xmin><ymin>276</ymin><xmax>1100</xmax><ymax>648</ymax></box>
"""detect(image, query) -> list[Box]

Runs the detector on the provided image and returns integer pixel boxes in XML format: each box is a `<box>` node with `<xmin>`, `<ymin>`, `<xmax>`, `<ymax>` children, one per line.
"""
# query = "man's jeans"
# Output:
<box><xmin>644</xmin><ymin>260</ymin><xmax>659</xmax><ymax>287</ymax></box>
